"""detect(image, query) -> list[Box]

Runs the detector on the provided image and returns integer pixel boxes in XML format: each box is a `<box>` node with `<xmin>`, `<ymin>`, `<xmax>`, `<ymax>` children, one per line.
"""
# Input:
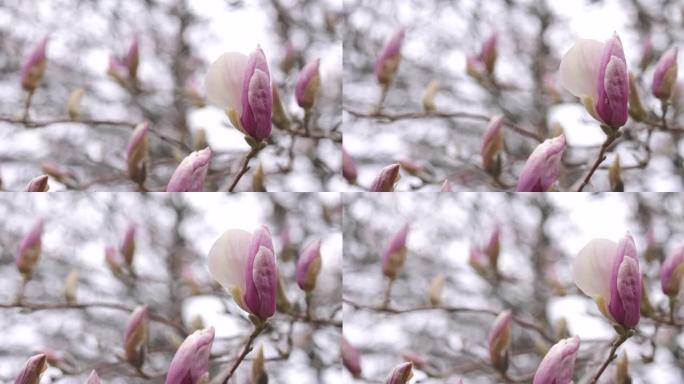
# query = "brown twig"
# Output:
<box><xmin>589</xmin><ymin>332</ymin><xmax>631</xmax><ymax>384</ymax></box>
<box><xmin>577</xmin><ymin>131</ymin><xmax>620</xmax><ymax>192</ymax></box>
<box><xmin>221</xmin><ymin>322</ymin><xmax>267</xmax><ymax>384</ymax></box>
<box><xmin>226</xmin><ymin>145</ymin><xmax>262</xmax><ymax>192</ymax></box>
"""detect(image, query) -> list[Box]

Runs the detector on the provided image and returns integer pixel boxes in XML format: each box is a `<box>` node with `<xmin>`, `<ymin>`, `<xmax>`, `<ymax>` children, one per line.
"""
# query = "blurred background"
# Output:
<box><xmin>343</xmin><ymin>0</ymin><xmax>684</xmax><ymax>191</ymax></box>
<box><xmin>0</xmin><ymin>0</ymin><xmax>343</xmax><ymax>191</ymax></box>
<box><xmin>343</xmin><ymin>193</ymin><xmax>684</xmax><ymax>383</ymax></box>
<box><xmin>0</xmin><ymin>192</ymin><xmax>342</xmax><ymax>383</ymax></box>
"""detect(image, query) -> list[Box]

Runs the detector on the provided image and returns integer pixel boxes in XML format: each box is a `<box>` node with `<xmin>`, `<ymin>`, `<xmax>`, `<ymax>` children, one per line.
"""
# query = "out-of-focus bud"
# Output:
<box><xmin>643</xmin><ymin>230</ymin><xmax>659</xmax><ymax>263</ymax></box>
<box><xmin>468</xmin><ymin>246</ymin><xmax>488</xmax><ymax>276</ymax></box>
<box><xmin>105</xmin><ymin>245</ymin><xmax>123</xmax><ymax>275</ymax></box>
<box><xmin>553</xmin><ymin>317</ymin><xmax>569</xmax><ymax>339</ymax></box>
<box><xmin>63</xmin><ymin>270</ymin><xmax>79</xmax><ymax>304</ymax></box>
<box><xmin>652</xmin><ymin>47</ymin><xmax>678</xmax><ymax>101</ymax></box>
<box><xmin>545</xmin><ymin>266</ymin><xmax>566</xmax><ymax>296</ymax></box>
<box><xmin>280</xmin><ymin>42</ymin><xmax>297</xmax><ymax>73</ymax></box>
<box><xmin>124</xmin><ymin>305</ymin><xmax>149</xmax><ymax>368</ymax></box>
<box><xmin>639</xmin><ymin>38</ymin><xmax>654</xmax><ymax>71</ymax></box>
<box><xmin>382</xmin><ymin>224</ymin><xmax>409</xmax><ymax>280</ymax></box>
<box><xmin>481</xmin><ymin>33</ymin><xmax>498</xmax><ymax>75</ymax></box>
<box><xmin>609</xmin><ymin>155</ymin><xmax>624</xmax><ymax>192</ymax></box>
<box><xmin>86</xmin><ymin>370</ymin><xmax>101</xmax><ymax>384</ymax></box>
<box><xmin>342</xmin><ymin>336</ymin><xmax>362</xmax><ymax>377</ymax></box>
<box><xmin>401</xmin><ymin>352</ymin><xmax>427</xmax><ymax>369</ymax></box>
<box><xmin>640</xmin><ymin>274</ymin><xmax>654</xmax><ymax>318</ymax></box>
<box><xmin>107</xmin><ymin>56</ymin><xmax>129</xmax><ymax>86</ymax></box>
<box><xmin>466</xmin><ymin>55</ymin><xmax>483</xmax><ymax>81</ymax></box>
<box><xmin>440</xmin><ymin>179</ymin><xmax>452</xmax><ymax>192</ymax></box>
<box><xmin>276</xmin><ymin>275</ymin><xmax>292</xmax><ymax>312</ymax></box>
<box><xmin>165</xmin><ymin>327</ymin><xmax>214</xmax><ymax>384</ymax></box>
<box><xmin>542</xmin><ymin>74</ymin><xmax>562</xmax><ymax>103</ymax></box>
<box><xmin>375</xmin><ymin>29</ymin><xmax>405</xmax><ymax>86</ymax></box>
<box><xmin>488</xmin><ymin>310</ymin><xmax>512</xmax><ymax>372</ymax></box>
<box><xmin>120</xmin><ymin>223</ymin><xmax>136</xmax><ymax>268</ymax></box>
<box><xmin>296</xmin><ymin>240</ymin><xmax>322</xmax><ymax>292</ymax></box>
<box><xmin>191</xmin><ymin>128</ymin><xmax>207</xmax><ymax>151</ymax></box>
<box><xmin>251</xmin><ymin>162</ymin><xmax>266</xmax><ymax>192</ymax></box>
<box><xmin>127</xmin><ymin>122</ymin><xmax>149</xmax><ymax>184</ymax></box>
<box><xmin>295</xmin><ymin>58</ymin><xmax>321</xmax><ymax>110</ymax></box>
<box><xmin>251</xmin><ymin>345</ymin><xmax>267</xmax><ymax>384</ymax></box>
<box><xmin>25</xmin><ymin>175</ymin><xmax>49</xmax><ymax>192</ymax></box>
<box><xmin>532</xmin><ymin>336</ymin><xmax>580</xmax><ymax>384</ymax></box>
<box><xmin>428</xmin><ymin>273</ymin><xmax>445</xmax><ymax>307</ymax></box>
<box><xmin>516</xmin><ymin>134</ymin><xmax>566</xmax><ymax>192</ymax></box>
<box><xmin>661</xmin><ymin>247</ymin><xmax>684</xmax><ymax>297</ymax></box>
<box><xmin>397</xmin><ymin>158</ymin><xmax>423</xmax><ymax>176</ymax></box>
<box><xmin>66</xmin><ymin>88</ymin><xmax>85</xmax><ymax>120</ymax></box>
<box><xmin>271</xmin><ymin>82</ymin><xmax>290</xmax><ymax>131</ymax></box>
<box><xmin>481</xmin><ymin>115</ymin><xmax>504</xmax><ymax>176</ymax></box>
<box><xmin>422</xmin><ymin>80</ymin><xmax>439</xmax><ymax>113</ymax></box>
<box><xmin>16</xmin><ymin>219</ymin><xmax>44</xmax><ymax>277</ymax></box>
<box><xmin>166</xmin><ymin>148</ymin><xmax>212</xmax><ymax>192</ymax></box>
<box><xmin>40</xmin><ymin>162</ymin><xmax>72</xmax><ymax>184</ymax></box>
<box><xmin>384</xmin><ymin>362</ymin><xmax>413</xmax><ymax>384</ymax></box>
<box><xmin>21</xmin><ymin>37</ymin><xmax>48</xmax><ymax>92</ymax></box>
<box><xmin>14</xmin><ymin>354</ymin><xmax>47</xmax><ymax>384</ymax></box>
<box><xmin>126</xmin><ymin>37</ymin><xmax>140</xmax><ymax>81</ymax></box>
<box><xmin>615</xmin><ymin>351</ymin><xmax>629</xmax><ymax>384</ymax></box>
<box><xmin>369</xmin><ymin>163</ymin><xmax>401</xmax><ymax>192</ymax></box>
<box><xmin>485</xmin><ymin>224</ymin><xmax>501</xmax><ymax>271</ymax></box>
<box><xmin>342</xmin><ymin>148</ymin><xmax>358</xmax><ymax>184</ymax></box>
<box><xmin>628</xmin><ymin>74</ymin><xmax>648</xmax><ymax>122</ymax></box>
<box><xmin>183</xmin><ymin>78</ymin><xmax>206</xmax><ymax>108</ymax></box>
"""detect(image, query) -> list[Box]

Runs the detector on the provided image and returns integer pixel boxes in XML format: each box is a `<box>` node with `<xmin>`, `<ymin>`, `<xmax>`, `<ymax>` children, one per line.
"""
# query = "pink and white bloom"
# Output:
<box><xmin>652</xmin><ymin>47</ymin><xmax>678</xmax><ymax>100</ymax></box>
<box><xmin>123</xmin><ymin>305</ymin><xmax>149</xmax><ymax>366</ymax></box>
<box><xmin>661</xmin><ymin>247</ymin><xmax>684</xmax><ymax>297</ymax></box>
<box><xmin>295</xmin><ymin>58</ymin><xmax>321</xmax><ymax>109</ymax></box>
<box><xmin>515</xmin><ymin>134</ymin><xmax>566</xmax><ymax>192</ymax></box>
<box><xmin>21</xmin><ymin>37</ymin><xmax>48</xmax><ymax>92</ymax></box>
<box><xmin>376</xmin><ymin>29</ymin><xmax>405</xmax><ymax>85</ymax></box>
<box><xmin>126</xmin><ymin>122</ymin><xmax>149</xmax><ymax>183</ymax></box>
<box><xmin>205</xmin><ymin>47</ymin><xmax>273</xmax><ymax>140</ymax></box>
<box><xmin>481</xmin><ymin>115</ymin><xmax>504</xmax><ymax>174</ymax></box>
<box><xmin>369</xmin><ymin>163</ymin><xmax>401</xmax><ymax>192</ymax></box>
<box><xmin>487</xmin><ymin>310</ymin><xmax>512</xmax><ymax>370</ymax></box>
<box><xmin>296</xmin><ymin>240</ymin><xmax>322</xmax><ymax>292</ymax></box>
<box><xmin>208</xmin><ymin>226</ymin><xmax>278</xmax><ymax>320</ymax></box>
<box><xmin>166</xmin><ymin>148</ymin><xmax>212</xmax><ymax>192</ymax></box>
<box><xmin>16</xmin><ymin>219</ymin><xmax>44</xmax><ymax>276</ymax></box>
<box><xmin>14</xmin><ymin>353</ymin><xmax>47</xmax><ymax>384</ymax></box>
<box><xmin>532</xmin><ymin>336</ymin><xmax>580</xmax><ymax>384</ymax></box>
<box><xmin>559</xmin><ymin>33</ymin><xmax>629</xmax><ymax>129</ymax></box>
<box><xmin>384</xmin><ymin>362</ymin><xmax>413</xmax><ymax>384</ymax></box>
<box><xmin>86</xmin><ymin>370</ymin><xmax>101</xmax><ymax>384</ymax></box>
<box><xmin>24</xmin><ymin>175</ymin><xmax>49</xmax><ymax>192</ymax></box>
<box><xmin>342</xmin><ymin>336</ymin><xmax>362</xmax><ymax>377</ymax></box>
<box><xmin>382</xmin><ymin>224</ymin><xmax>409</xmax><ymax>279</ymax></box>
<box><xmin>573</xmin><ymin>233</ymin><xmax>641</xmax><ymax>329</ymax></box>
<box><xmin>165</xmin><ymin>327</ymin><xmax>215</xmax><ymax>384</ymax></box>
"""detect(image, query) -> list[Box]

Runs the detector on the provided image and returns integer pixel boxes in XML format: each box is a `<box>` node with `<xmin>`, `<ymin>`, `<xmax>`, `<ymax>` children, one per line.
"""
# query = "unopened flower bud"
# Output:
<box><xmin>86</xmin><ymin>370</ymin><xmax>101</xmax><ymax>384</ymax></box>
<box><xmin>422</xmin><ymin>80</ymin><xmax>439</xmax><ymax>112</ymax></box>
<box><xmin>251</xmin><ymin>162</ymin><xmax>266</xmax><ymax>192</ymax></box>
<box><xmin>280</xmin><ymin>42</ymin><xmax>297</xmax><ymax>73</ymax></box>
<box><xmin>40</xmin><ymin>162</ymin><xmax>71</xmax><ymax>182</ymax></box>
<box><xmin>382</xmin><ymin>224</ymin><xmax>409</xmax><ymax>280</ymax></box>
<box><xmin>14</xmin><ymin>354</ymin><xmax>47</xmax><ymax>384</ymax></box>
<box><xmin>165</xmin><ymin>327</ymin><xmax>214</xmax><ymax>384</ymax></box>
<box><xmin>428</xmin><ymin>273</ymin><xmax>445</xmax><ymax>307</ymax></box>
<box><xmin>295</xmin><ymin>58</ymin><xmax>321</xmax><ymax>110</ymax></box>
<box><xmin>369</xmin><ymin>163</ymin><xmax>401</xmax><ymax>192</ymax></box>
<box><xmin>628</xmin><ymin>73</ymin><xmax>648</xmax><ymax>122</ymax></box>
<box><xmin>183</xmin><ymin>79</ymin><xmax>206</xmax><ymax>108</ymax></box>
<box><xmin>127</xmin><ymin>122</ymin><xmax>149</xmax><ymax>184</ymax></box>
<box><xmin>276</xmin><ymin>275</ymin><xmax>292</xmax><ymax>312</ymax></box>
<box><xmin>120</xmin><ymin>223</ymin><xmax>136</xmax><ymax>268</ymax></box>
<box><xmin>639</xmin><ymin>38</ymin><xmax>654</xmax><ymax>71</ymax></box>
<box><xmin>481</xmin><ymin>33</ymin><xmax>498</xmax><ymax>75</ymax></box>
<box><xmin>469</xmin><ymin>246</ymin><xmax>488</xmax><ymax>276</ymax></box>
<box><xmin>124</xmin><ymin>305</ymin><xmax>149</xmax><ymax>368</ymax></box>
<box><xmin>66</xmin><ymin>88</ymin><xmax>85</xmax><ymax>120</ymax></box>
<box><xmin>661</xmin><ymin>247</ymin><xmax>684</xmax><ymax>297</ymax></box>
<box><xmin>342</xmin><ymin>336</ymin><xmax>362</xmax><ymax>377</ymax></box>
<box><xmin>652</xmin><ymin>47</ymin><xmax>678</xmax><ymax>100</ymax></box>
<box><xmin>384</xmin><ymin>362</ymin><xmax>413</xmax><ymax>384</ymax></box>
<box><xmin>63</xmin><ymin>270</ymin><xmax>79</xmax><ymax>304</ymax></box>
<box><xmin>640</xmin><ymin>274</ymin><xmax>655</xmax><ymax>317</ymax></box>
<box><xmin>25</xmin><ymin>175</ymin><xmax>49</xmax><ymax>192</ymax></box>
<box><xmin>397</xmin><ymin>158</ymin><xmax>423</xmax><ymax>176</ymax></box>
<box><xmin>485</xmin><ymin>224</ymin><xmax>501</xmax><ymax>270</ymax></box>
<box><xmin>296</xmin><ymin>240</ymin><xmax>322</xmax><ymax>292</ymax></box>
<box><xmin>488</xmin><ymin>310</ymin><xmax>512</xmax><ymax>372</ymax></box>
<box><xmin>271</xmin><ymin>82</ymin><xmax>290</xmax><ymax>131</ymax></box>
<box><xmin>107</xmin><ymin>57</ymin><xmax>128</xmax><ymax>86</ymax></box>
<box><xmin>166</xmin><ymin>148</ymin><xmax>212</xmax><ymax>192</ymax></box>
<box><xmin>466</xmin><ymin>55</ymin><xmax>484</xmax><ymax>81</ymax></box>
<box><xmin>251</xmin><ymin>344</ymin><xmax>267</xmax><ymax>384</ymax></box>
<box><xmin>609</xmin><ymin>155</ymin><xmax>623</xmax><ymax>192</ymax></box>
<box><xmin>21</xmin><ymin>37</ymin><xmax>48</xmax><ymax>92</ymax></box>
<box><xmin>342</xmin><ymin>148</ymin><xmax>358</xmax><ymax>183</ymax></box>
<box><xmin>516</xmin><ymin>134</ymin><xmax>566</xmax><ymax>192</ymax></box>
<box><xmin>375</xmin><ymin>29</ymin><xmax>405</xmax><ymax>86</ymax></box>
<box><xmin>16</xmin><ymin>219</ymin><xmax>44</xmax><ymax>277</ymax></box>
<box><xmin>126</xmin><ymin>37</ymin><xmax>140</xmax><ymax>81</ymax></box>
<box><xmin>105</xmin><ymin>245</ymin><xmax>123</xmax><ymax>275</ymax></box>
<box><xmin>401</xmin><ymin>352</ymin><xmax>427</xmax><ymax>369</ymax></box>
<box><xmin>532</xmin><ymin>336</ymin><xmax>580</xmax><ymax>384</ymax></box>
<box><xmin>440</xmin><ymin>179</ymin><xmax>452</xmax><ymax>192</ymax></box>
<box><xmin>481</xmin><ymin>115</ymin><xmax>504</xmax><ymax>176</ymax></box>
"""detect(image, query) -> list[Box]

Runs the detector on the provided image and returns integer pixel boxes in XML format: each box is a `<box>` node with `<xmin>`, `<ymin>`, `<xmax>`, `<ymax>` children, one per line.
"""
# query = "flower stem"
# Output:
<box><xmin>577</xmin><ymin>127</ymin><xmax>620</xmax><ymax>192</ymax></box>
<box><xmin>221</xmin><ymin>322</ymin><xmax>267</xmax><ymax>384</ymax></box>
<box><xmin>589</xmin><ymin>331</ymin><xmax>632</xmax><ymax>384</ymax></box>
<box><xmin>226</xmin><ymin>144</ymin><xmax>263</xmax><ymax>192</ymax></box>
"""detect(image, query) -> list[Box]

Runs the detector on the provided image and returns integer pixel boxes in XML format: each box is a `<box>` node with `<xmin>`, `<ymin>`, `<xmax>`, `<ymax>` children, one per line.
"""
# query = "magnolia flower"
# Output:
<box><xmin>208</xmin><ymin>226</ymin><xmax>278</xmax><ymax>320</ymax></box>
<box><xmin>205</xmin><ymin>47</ymin><xmax>273</xmax><ymax>140</ymax></box>
<box><xmin>573</xmin><ymin>233</ymin><xmax>641</xmax><ymax>329</ymax></box>
<box><xmin>342</xmin><ymin>336</ymin><xmax>362</xmax><ymax>377</ymax></box>
<box><xmin>166</xmin><ymin>148</ymin><xmax>212</xmax><ymax>192</ymax></box>
<box><xmin>165</xmin><ymin>327</ymin><xmax>215</xmax><ymax>384</ymax></box>
<box><xmin>21</xmin><ymin>37</ymin><xmax>48</xmax><ymax>92</ymax></box>
<box><xmin>369</xmin><ymin>163</ymin><xmax>401</xmax><ymax>192</ymax></box>
<box><xmin>384</xmin><ymin>362</ymin><xmax>413</xmax><ymax>384</ymax></box>
<box><xmin>295</xmin><ymin>58</ymin><xmax>321</xmax><ymax>109</ymax></box>
<box><xmin>25</xmin><ymin>175</ymin><xmax>49</xmax><ymax>192</ymax></box>
<box><xmin>532</xmin><ymin>336</ymin><xmax>580</xmax><ymax>384</ymax></box>
<box><xmin>120</xmin><ymin>223</ymin><xmax>136</xmax><ymax>267</ymax></box>
<box><xmin>16</xmin><ymin>219</ymin><xmax>44</xmax><ymax>276</ymax></box>
<box><xmin>440</xmin><ymin>179</ymin><xmax>452</xmax><ymax>192</ymax></box>
<box><xmin>14</xmin><ymin>354</ymin><xmax>47</xmax><ymax>384</ymax></box>
<box><xmin>342</xmin><ymin>148</ymin><xmax>358</xmax><ymax>183</ymax></box>
<box><xmin>515</xmin><ymin>134</ymin><xmax>566</xmax><ymax>192</ymax></box>
<box><xmin>376</xmin><ymin>29</ymin><xmax>405</xmax><ymax>86</ymax></box>
<box><xmin>559</xmin><ymin>33</ymin><xmax>629</xmax><ymax>129</ymax></box>
<box><xmin>481</xmin><ymin>115</ymin><xmax>504</xmax><ymax>175</ymax></box>
<box><xmin>123</xmin><ymin>306</ymin><xmax>149</xmax><ymax>367</ymax></box>
<box><xmin>126</xmin><ymin>122</ymin><xmax>149</xmax><ymax>183</ymax></box>
<box><xmin>296</xmin><ymin>240</ymin><xmax>322</xmax><ymax>292</ymax></box>
<box><xmin>652</xmin><ymin>47</ymin><xmax>678</xmax><ymax>100</ymax></box>
<box><xmin>382</xmin><ymin>224</ymin><xmax>409</xmax><ymax>279</ymax></box>
<box><xmin>488</xmin><ymin>310</ymin><xmax>512</xmax><ymax>371</ymax></box>
<box><xmin>661</xmin><ymin>247</ymin><xmax>684</xmax><ymax>297</ymax></box>
<box><xmin>86</xmin><ymin>370</ymin><xmax>101</xmax><ymax>384</ymax></box>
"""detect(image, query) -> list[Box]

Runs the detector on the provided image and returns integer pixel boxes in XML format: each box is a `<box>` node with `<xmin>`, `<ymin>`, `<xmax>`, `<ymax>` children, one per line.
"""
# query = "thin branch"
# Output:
<box><xmin>220</xmin><ymin>322</ymin><xmax>267</xmax><ymax>384</ymax></box>
<box><xmin>577</xmin><ymin>132</ymin><xmax>620</xmax><ymax>192</ymax></box>
<box><xmin>589</xmin><ymin>332</ymin><xmax>631</xmax><ymax>384</ymax></box>
<box><xmin>226</xmin><ymin>145</ymin><xmax>261</xmax><ymax>192</ymax></box>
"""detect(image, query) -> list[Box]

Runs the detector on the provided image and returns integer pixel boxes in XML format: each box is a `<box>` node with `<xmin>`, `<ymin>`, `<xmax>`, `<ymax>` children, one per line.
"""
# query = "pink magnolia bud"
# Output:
<box><xmin>24</xmin><ymin>175</ymin><xmax>49</xmax><ymax>192</ymax></box>
<box><xmin>376</xmin><ymin>29</ymin><xmax>405</xmax><ymax>86</ymax></box>
<box><xmin>440</xmin><ymin>179</ymin><xmax>452</xmax><ymax>192</ymax></box>
<box><xmin>384</xmin><ymin>362</ymin><xmax>413</xmax><ymax>384</ymax></box>
<box><xmin>481</xmin><ymin>32</ymin><xmax>498</xmax><ymax>75</ymax></box>
<box><xmin>661</xmin><ymin>247</ymin><xmax>684</xmax><ymax>297</ymax></box>
<box><xmin>86</xmin><ymin>370</ymin><xmax>101</xmax><ymax>384</ymax></box>
<box><xmin>165</xmin><ymin>327</ymin><xmax>215</xmax><ymax>384</ymax></box>
<box><xmin>382</xmin><ymin>224</ymin><xmax>409</xmax><ymax>280</ymax></box>
<box><xmin>652</xmin><ymin>47</ymin><xmax>678</xmax><ymax>100</ymax></box>
<box><xmin>21</xmin><ymin>37</ymin><xmax>48</xmax><ymax>92</ymax></box>
<box><xmin>125</xmin><ymin>37</ymin><xmax>140</xmax><ymax>80</ymax></box>
<box><xmin>16</xmin><ymin>219</ymin><xmax>44</xmax><ymax>276</ymax></box>
<box><xmin>166</xmin><ymin>147</ymin><xmax>212</xmax><ymax>192</ymax></box>
<box><xmin>532</xmin><ymin>336</ymin><xmax>580</xmax><ymax>384</ymax></box>
<box><xmin>488</xmin><ymin>310</ymin><xmax>513</xmax><ymax>371</ymax></box>
<box><xmin>107</xmin><ymin>56</ymin><xmax>128</xmax><ymax>85</ymax></box>
<box><xmin>515</xmin><ymin>134</ymin><xmax>566</xmax><ymax>192</ymax></box>
<box><xmin>342</xmin><ymin>148</ymin><xmax>358</xmax><ymax>183</ymax></box>
<box><xmin>120</xmin><ymin>223</ymin><xmax>136</xmax><ymax>267</ymax></box>
<box><xmin>468</xmin><ymin>246</ymin><xmax>488</xmax><ymax>275</ymax></box>
<box><xmin>105</xmin><ymin>245</ymin><xmax>123</xmax><ymax>274</ymax></box>
<box><xmin>342</xmin><ymin>336</ymin><xmax>362</xmax><ymax>377</ymax></box>
<box><xmin>127</xmin><ymin>122</ymin><xmax>149</xmax><ymax>183</ymax></box>
<box><xmin>123</xmin><ymin>305</ymin><xmax>149</xmax><ymax>367</ymax></box>
<box><xmin>14</xmin><ymin>353</ymin><xmax>47</xmax><ymax>384</ymax></box>
<box><xmin>243</xmin><ymin>226</ymin><xmax>278</xmax><ymax>320</ymax></box>
<box><xmin>295</xmin><ymin>58</ymin><xmax>321</xmax><ymax>109</ymax></box>
<box><xmin>485</xmin><ymin>224</ymin><xmax>501</xmax><ymax>269</ymax></box>
<box><xmin>639</xmin><ymin>38</ymin><xmax>654</xmax><ymax>70</ymax></box>
<box><xmin>369</xmin><ymin>163</ymin><xmax>401</xmax><ymax>192</ymax></box>
<box><xmin>481</xmin><ymin>115</ymin><xmax>504</xmax><ymax>175</ymax></box>
<box><xmin>296</xmin><ymin>240</ymin><xmax>322</xmax><ymax>291</ymax></box>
